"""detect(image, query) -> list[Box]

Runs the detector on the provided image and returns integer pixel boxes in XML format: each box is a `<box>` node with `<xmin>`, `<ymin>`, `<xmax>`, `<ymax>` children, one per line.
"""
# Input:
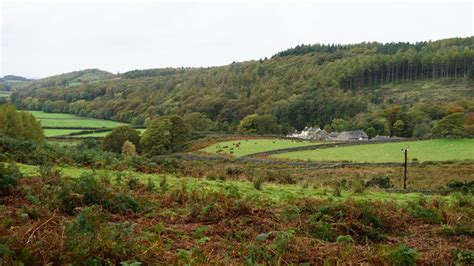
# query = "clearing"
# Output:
<box><xmin>43</xmin><ymin>129</ymin><xmax>85</xmax><ymax>137</ymax></box>
<box><xmin>0</xmin><ymin>91</ymin><xmax>12</xmax><ymax>98</ymax></box>
<box><xmin>28</xmin><ymin>111</ymin><xmax>127</xmax><ymax>128</ymax></box>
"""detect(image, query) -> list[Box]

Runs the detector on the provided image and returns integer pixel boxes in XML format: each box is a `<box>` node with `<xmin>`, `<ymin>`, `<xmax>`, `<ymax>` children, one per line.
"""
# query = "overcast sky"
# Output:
<box><xmin>1</xmin><ymin>1</ymin><xmax>473</xmax><ymax>78</ymax></box>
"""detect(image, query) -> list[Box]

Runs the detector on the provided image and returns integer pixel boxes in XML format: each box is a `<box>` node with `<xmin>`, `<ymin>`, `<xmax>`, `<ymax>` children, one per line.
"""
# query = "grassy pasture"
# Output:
<box><xmin>28</xmin><ymin>111</ymin><xmax>127</xmax><ymax>128</ymax></box>
<box><xmin>28</xmin><ymin>111</ymin><xmax>81</xmax><ymax>119</ymax></box>
<box><xmin>273</xmin><ymin>139</ymin><xmax>474</xmax><ymax>163</ymax></box>
<box><xmin>0</xmin><ymin>91</ymin><xmax>12</xmax><ymax>97</ymax></box>
<box><xmin>200</xmin><ymin>138</ymin><xmax>314</xmax><ymax>157</ymax></box>
<box><xmin>17</xmin><ymin>163</ymin><xmax>432</xmax><ymax>203</ymax></box>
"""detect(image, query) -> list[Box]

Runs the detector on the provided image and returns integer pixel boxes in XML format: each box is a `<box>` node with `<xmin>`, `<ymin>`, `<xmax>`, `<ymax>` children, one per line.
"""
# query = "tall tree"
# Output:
<box><xmin>433</xmin><ymin>113</ymin><xmax>466</xmax><ymax>137</ymax></box>
<box><xmin>238</xmin><ymin>114</ymin><xmax>281</xmax><ymax>134</ymax></box>
<box><xmin>101</xmin><ymin>126</ymin><xmax>141</xmax><ymax>153</ymax></box>
<box><xmin>140</xmin><ymin>115</ymin><xmax>191</xmax><ymax>156</ymax></box>
<box><xmin>0</xmin><ymin>105</ymin><xmax>44</xmax><ymax>142</ymax></box>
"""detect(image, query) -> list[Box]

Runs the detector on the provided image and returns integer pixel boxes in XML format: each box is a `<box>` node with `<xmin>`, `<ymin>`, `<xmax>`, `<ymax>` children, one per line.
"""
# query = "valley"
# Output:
<box><xmin>1</xmin><ymin>36</ymin><xmax>473</xmax><ymax>264</ymax></box>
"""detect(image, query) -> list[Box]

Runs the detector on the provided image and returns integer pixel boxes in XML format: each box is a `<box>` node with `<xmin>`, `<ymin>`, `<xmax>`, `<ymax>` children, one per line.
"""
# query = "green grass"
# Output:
<box><xmin>200</xmin><ymin>138</ymin><xmax>315</xmax><ymax>157</ymax></box>
<box><xmin>28</xmin><ymin>111</ymin><xmax>128</xmax><ymax>128</ymax></box>
<box><xmin>273</xmin><ymin>139</ymin><xmax>474</xmax><ymax>163</ymax></box>
<box><xmin>43</xmin><ymin>129</ymin><xmax>85</xmax><ymax>137</ymax></box>
<box><xmin>0</xmin><ymin>91</ymin><xmax>12</xmax><ymax>97</ymax></box>
<box><xmin>16</xmin><ymin>163</ymin><xmax>433</xmax><ymax>203</ymax></box>
<box><xmin>28</xmin><ymin>111</ymin><xmax>82</xmax><ymax>119</ymax></box>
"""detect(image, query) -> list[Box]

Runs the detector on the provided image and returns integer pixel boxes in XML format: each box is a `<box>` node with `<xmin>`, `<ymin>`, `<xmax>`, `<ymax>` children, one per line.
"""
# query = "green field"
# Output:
<box><xmin>0</xmin><ymin>91</ymin><xmax>12</xmax><ymax>97</ymax></box>
<box><xmin>28</xmin><ymin>111</ymin><xmax>127</xmax><ymax>128</ymax></box>
<box><xmin>200</xmin><ymin>138</ymin><xmax>315</xmax><ymax>157</ymax></box>
<box><xmin>28</xmin><ymin>111</ymin><xmax>83</xmax><ymax>119</ymax></box>
<box><xmin>273</xmin><ymin>139</ymin><xmax>474</xmax><ymax>163</ymax></box>
<box><xmin>43</xmin><ymin>129</ymin><xmax>85</xmax><ymax>137</ymax></box>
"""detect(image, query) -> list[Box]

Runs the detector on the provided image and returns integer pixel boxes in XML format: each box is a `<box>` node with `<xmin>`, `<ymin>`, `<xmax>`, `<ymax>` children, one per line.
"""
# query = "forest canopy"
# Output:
<box><xmin>6</xmin><ymin>37</ymin><xmax>474</xmax><ymax>136</ymax></box>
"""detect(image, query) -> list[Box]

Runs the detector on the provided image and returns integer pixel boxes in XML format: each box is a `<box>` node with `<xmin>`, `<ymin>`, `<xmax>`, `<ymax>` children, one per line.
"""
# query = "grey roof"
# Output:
<box><xmin>337</xmin><ymin>130</ymin><xmax>368</xmax><ymax>140</ymax></box>
<box><xmin>372</xmin><ymin>135</ymin><xmax>390</xmax><ymax>140</ymax></box>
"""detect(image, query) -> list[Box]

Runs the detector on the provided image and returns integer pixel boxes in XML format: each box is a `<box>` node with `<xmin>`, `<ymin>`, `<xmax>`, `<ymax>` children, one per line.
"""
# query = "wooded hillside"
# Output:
<box><xmin>8</xmin><ymin>37</ymin><xmax>474</xmax><ymax>133</ymax></box>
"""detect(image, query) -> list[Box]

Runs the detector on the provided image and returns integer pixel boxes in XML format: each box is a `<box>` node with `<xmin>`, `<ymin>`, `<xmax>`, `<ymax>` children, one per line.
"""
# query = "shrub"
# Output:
<box><xmin>194</xmin><ymin>226</ymin><xmax>208</xmax><ymax>238</ymax></box>
<box><xmin>407</xmin><ymin>200</ymin><xmax>444</xmax><ymax>224</ymax></box>
<box><xmin>102</xmin><ymin>126</ymin><xmax>141</xmax><ymax>154</ymax></box>
<box><xmin>445</xmin><ymin>180</ymin><xmax>474</xmax><ymax>194</ymax></box>
<box><xmin>146</xmin><ymin>178</ymin><xmax>155</xmax><ymax>192</ymax></box>
<box><xmin>272</xmin><ymin>230</ymin><xmax>295</xmax><ymax>254</ymax></box>
<box><xmin>121</xmin><ymin>140</ymin><xmax>137</xmax><ymax>158</ymax></box>
<box><xmin>54</xmin><ymin>172</ymin><xmax>142</xmax><ymax>215</ymax></box>
<box><xmin>76</xmin><ymin>139</ymin><xmax>101</xmax><ymax>150</ymax></box>
<box><xmin>332</xmin><ymin>181</ymin><xmax>344</xmax><ymax>197</ymax></box>
<box><xmin>126</xmin><ymin>176</ymin><xmax>140</xmax><ymax>190</ymax></box>
<box><xmin>453</xmin><ymin>249</ymin><xmax>474</xmax><ymax>265</ymax></box>
<box><xmin>159</xmin><ymin>175</ymin><xmax>168</xmax><ymax>191</ymax></box>
<box><xmin>307</xmin><ymin>218</ymin><xmax>333</xmax><ymax>241</ymax></box>
<box><xmin>365</xmin><ymin>176</ymin><xmax>393</xmax><ymax>189</ymax></box>
<box><xmin>65</xmin><ymin>206</ymin><xmax>145</xmax><ymax>262</ymax></box>
<box><xmin>352</xmin><ymin>180</ymin><xmax>366</xmax><ymax>193</ymax></box>
<box><xmin>150</xmin><ymin>156</ymin><xmax>180</xmax><ymax>173</ymax></box>
<box><xmin>452</xmin><ymin>192</ymin><xmax>473</xmax><ymax>208</ymax></box>
<box><xmin>225</xmin><ymin>166</ymin><xmax>244</xmax><ymax>177</ymax></box>
<box><xmin>253</xmin><ymin>176</ymin><xmax>265</xmax><ymax>190</ymax></box>
<box><xmin>336</xmin><ymin>235</ymin><xmax>354</xmax><ymax>244</ymax></box>
<box><xmin>0</xmin><ymin>163</ymin><xmax>22</xmax><ymax>195</ymax></box>
<box><xmin>110</xmin><ymin>194</ymin><xmax>141</xmax><ymax>214</ymax></box>
<box><xmin>281</xmin><ymin>205</ymin><xmax>301</xmax><ymax>222</ymax></box>
<box><xmin>387</xmin><ymin>244</ymin><xmax>418</xmax><ymax>266</ymax></box>
<box><xmin>265</xmin><ymin>171</ymin><xmax>296</xmax><ymax>184</ymax></box>
<box><xmin>39</xmin><ymin>163</ymin><xmax>61</xmax><ymax>180</ymax></box>
<box><xmin>440</xmin><ymin>225</ymin><xmax>474</xmax><ymax>237</ymax></box>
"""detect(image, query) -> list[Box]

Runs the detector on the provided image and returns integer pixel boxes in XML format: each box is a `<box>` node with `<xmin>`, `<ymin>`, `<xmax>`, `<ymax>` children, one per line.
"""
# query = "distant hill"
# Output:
<box><xmin>9</xmin><ymin>37</ymin><xmax>474</xmax><ymax>136</ymax></box>
<box><xmin>14</xmin><ymin>69</ymin><xmax>116</xmax><ymax>90</ymax></box>
<box><xmin>0</xmin><ymin>75</ymin><xmax>30</xmax><ymax>82</ymax></box>
<box><xmin>0</xmin><ymin>75</ymin><xmax>32</xmax><ymax>91</ymax></box>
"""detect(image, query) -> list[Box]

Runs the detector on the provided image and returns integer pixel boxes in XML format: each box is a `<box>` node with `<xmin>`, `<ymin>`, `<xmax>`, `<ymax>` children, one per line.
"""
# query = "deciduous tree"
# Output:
<box><xmin>102</xmin><ymin>126</ymin><xmax>140</xmax><ymax>153</ymax></box>
<box><xmin>140</xmin><ymin>115</ymin><xmax>191</xmax><ymax>156</ymax></box>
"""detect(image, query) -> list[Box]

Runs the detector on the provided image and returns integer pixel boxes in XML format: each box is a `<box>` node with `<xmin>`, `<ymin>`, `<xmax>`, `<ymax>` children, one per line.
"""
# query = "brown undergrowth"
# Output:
<box><xmin>176</xmin><ymin>158</ymin><xmax>474</xmax><ymax>191</ymax></box>
<box><xmin>0</xmin><ymin>169</ymin><xmax>473</xmax><ymax>265</ymax></box>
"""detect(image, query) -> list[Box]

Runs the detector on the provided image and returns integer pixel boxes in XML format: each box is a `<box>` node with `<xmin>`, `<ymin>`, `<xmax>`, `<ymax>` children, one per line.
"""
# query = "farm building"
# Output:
<box><xmin>326</xmin><ymin>132</ymin><xmax>341</xmax><ymax>141</ymax></box>
<box><xmin>336</xmin><ymin>130</ymin><xmax>368</xmax><ymax>141</ymax></box>
<box><xmin>288</xmin><ymin>128</ymin><xmax>369</xmax><ymax>142</ymax></box>
<box><xmin>287</xmin><ymin>127</ymin><xmax>328</xmax><ymax>140</ymax></box>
